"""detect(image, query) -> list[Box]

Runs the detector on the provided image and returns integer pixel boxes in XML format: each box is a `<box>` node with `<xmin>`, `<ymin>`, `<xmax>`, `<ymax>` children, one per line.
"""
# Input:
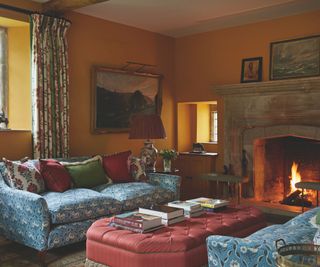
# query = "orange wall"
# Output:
<box><xmin>0</xmin><ymin>2</ymin><xmax>319</xmax><ymax>162</ymax></box>
<box><xmin>174</xmin><ymin>10</ymin><xmax>320</xmax><ymax>171</ymax></box>
<box><xmin>66</xmin><ymin>12</ymin><xmax>175</xmax><ymax>157</ymax></box>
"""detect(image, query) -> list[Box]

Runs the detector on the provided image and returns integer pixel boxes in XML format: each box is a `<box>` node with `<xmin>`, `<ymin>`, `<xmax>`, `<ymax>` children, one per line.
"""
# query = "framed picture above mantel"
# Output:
<box><xmin>270</xmin><ymin>35</ymin><xmax>320</xmax><ymax>80</ymax></box>
<box><xmin>240</xmin><ymin>57</ymin><xmax>263</xmax><ymax>83</ymax></box>
<box><xmin>91</xmin><ymin>66</ymin><xmax>163</xmax><ymax>134</ymax></box>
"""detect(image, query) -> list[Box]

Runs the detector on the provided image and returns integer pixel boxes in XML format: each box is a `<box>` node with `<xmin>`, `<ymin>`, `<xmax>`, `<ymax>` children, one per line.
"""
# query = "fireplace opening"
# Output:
<box><xmin>253</xmin><ymin>136</ymin><xmax>320</xmax><ymax>207</ymax></box>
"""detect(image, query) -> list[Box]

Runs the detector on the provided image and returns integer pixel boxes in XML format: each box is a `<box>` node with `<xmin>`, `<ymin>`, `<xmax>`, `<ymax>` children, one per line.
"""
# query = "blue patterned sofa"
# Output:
<box><xmin>206</xmin><ymin>207</ymin><xmax>320</xmax><ymax>267</ymax></box>
<box><xmin>0</xmin><ymin>158</ymin><xmax>180</xmax><ymax>252</ymax></box>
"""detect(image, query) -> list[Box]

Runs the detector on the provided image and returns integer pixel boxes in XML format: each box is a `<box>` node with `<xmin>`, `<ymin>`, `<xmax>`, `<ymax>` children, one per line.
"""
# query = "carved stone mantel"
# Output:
<box><xmin>213</xmin><ymin>76</ymin><xmax>320</xmax><ymax>96</ymax></box>
<box><xmin>212</xmin><ymin>76</ymin><xmax>320</xmax><ymax>197</ymax></box>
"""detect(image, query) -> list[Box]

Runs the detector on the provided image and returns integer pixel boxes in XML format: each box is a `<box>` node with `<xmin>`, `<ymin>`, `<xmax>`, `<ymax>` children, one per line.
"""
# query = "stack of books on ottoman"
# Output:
<box><xmin>139</xmin><ymin>205</ymin><xmax>185</xmax><ymax>226</ymax></box>
<box><xmin>187</xmin><ymin>197</ymin><xmax>230</xmax><ymax>212</ymax></box>
<box><xmin>111</xmin><ymin>211</ymin><xmax>164</xmax><ymax>233</ymax></box>
<box><xmin>167</xmin><ymin>200</ymin><xmax>204</xmax><ymax>217</ymax></box>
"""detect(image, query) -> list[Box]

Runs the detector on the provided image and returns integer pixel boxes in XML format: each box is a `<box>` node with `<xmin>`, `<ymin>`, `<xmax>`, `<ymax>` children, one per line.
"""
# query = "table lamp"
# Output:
<box><xmin>129</xmin><ymin>114</ymin><xmax>166</xmax><ymax>172</ymax></box>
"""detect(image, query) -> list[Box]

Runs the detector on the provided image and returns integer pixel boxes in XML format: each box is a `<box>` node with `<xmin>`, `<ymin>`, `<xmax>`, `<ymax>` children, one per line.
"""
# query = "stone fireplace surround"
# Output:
<box><xmin>213</xmin><ymin>76</ymin><xmax>320</xmax><ymax>197</ymax></box>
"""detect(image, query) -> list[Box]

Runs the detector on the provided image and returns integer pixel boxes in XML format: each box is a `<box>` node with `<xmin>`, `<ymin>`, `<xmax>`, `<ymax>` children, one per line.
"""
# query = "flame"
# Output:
<box><xmin>290</xmin><ymin>162</ymin><xmax>301</xmax><ymax>193</ymax></box>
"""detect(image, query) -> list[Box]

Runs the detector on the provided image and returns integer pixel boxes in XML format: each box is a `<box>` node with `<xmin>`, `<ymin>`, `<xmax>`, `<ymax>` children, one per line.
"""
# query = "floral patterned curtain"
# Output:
<box><xmin>30</xmin><ymin>14</ymin><xmax>71</xmax><ymax>158</ymax></box>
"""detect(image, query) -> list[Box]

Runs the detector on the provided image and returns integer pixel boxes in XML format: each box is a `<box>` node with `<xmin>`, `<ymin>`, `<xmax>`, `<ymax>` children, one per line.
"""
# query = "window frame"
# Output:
<box><xmin>0</xmin><ymin>26</ymin><xmax>8</xmax><ymax>128</ymax></box>
<box><xmin>210</xmin><ymin>110</ymin><xmax>218</xmax><ymax>143</ymax></box>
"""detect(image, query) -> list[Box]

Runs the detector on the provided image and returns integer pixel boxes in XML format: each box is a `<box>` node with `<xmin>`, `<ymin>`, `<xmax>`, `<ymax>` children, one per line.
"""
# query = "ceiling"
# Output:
<box><xmin>30</xmin><ymin>0</ymin><xmax>320</xmax><ymax>37</ymax></box>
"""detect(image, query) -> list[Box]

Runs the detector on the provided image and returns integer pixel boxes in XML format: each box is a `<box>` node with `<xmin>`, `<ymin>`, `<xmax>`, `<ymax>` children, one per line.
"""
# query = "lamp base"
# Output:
<box><xmin>140</xmin><ymin>140</ymin><xmax>157</xmax><ymax>172</ymax></box>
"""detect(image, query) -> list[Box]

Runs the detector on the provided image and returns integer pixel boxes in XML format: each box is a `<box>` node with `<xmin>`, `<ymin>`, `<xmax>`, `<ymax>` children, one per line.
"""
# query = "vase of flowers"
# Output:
<box><xmin>158</xmin><ymin>149</ymin><xmax>178</xmax><ymax>172</ymax></box>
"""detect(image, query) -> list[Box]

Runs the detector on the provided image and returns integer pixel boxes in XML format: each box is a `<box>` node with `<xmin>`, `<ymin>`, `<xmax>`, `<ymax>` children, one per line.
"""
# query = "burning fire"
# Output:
<box><xmin>289</xmin><ymin>162</ymin><xmax>301</xmax><ymax>194</ymax></box>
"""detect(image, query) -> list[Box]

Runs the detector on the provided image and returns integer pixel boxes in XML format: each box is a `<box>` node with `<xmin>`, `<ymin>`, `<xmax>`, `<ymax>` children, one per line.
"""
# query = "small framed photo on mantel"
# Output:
<box><xmin>240</xmin><ymin>57</ymin><xmax>263</xmax><ymax>83</ymax></box>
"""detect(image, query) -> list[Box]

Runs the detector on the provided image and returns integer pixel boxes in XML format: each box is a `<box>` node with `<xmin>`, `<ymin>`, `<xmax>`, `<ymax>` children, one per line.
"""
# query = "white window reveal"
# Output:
<box><xmin>0</xmin><ymin>27</ymin><xmax>8</xmax><ymax>129</ymax></box>
<box><xmin>210</xmin><ymin>111</ymin><xmax>218</xmax><ymax>143</ymax></box>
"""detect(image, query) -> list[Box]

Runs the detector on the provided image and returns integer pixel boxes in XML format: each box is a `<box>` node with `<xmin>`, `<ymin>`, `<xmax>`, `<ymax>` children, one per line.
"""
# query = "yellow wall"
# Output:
<box><xmin>66</xmin><ymin>12</ymin><xmax>175</xmax><ymax>157</ymax></box>
<box><xmin>196</xmin><ymin>103</ymin><xmax>210</xmax><ymax>143</ymax></box>
<box><xmin>174</xmin><ymin>10</ymin><xmax>320</xmax><ymax>171</ymax></box>
<box><xmin>177</xmin><ymin>103</ymin><xmax>196</xmax><ymax>152</ymax></box>
<box><xmin>8</xmin><ymin>25</ymin><xmax>31</xmax><ymax>130</ymax></box>
<box><xmin>0</xmin><ymin>0</ymin><xmax>39</xmax><ymax>160</ymax></box>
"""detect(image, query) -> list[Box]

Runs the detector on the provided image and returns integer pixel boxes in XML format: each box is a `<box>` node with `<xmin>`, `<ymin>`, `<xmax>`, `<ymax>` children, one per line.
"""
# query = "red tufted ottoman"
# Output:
<box><xmin>86</xmin><ymin>206</ymin><xmax>266</xmax><ymax>267</ymax></box>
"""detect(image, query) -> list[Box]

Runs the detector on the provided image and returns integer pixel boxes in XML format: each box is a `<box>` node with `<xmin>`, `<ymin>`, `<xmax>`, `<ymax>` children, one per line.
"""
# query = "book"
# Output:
<box><xmin>161</xmin><ymin>215</ymin><xmax>186</xmax><ymax>226</ymax></box>
<box><xmin>203</xmin><ymin>206</ymin><xmax>227</xmax><ymax>213</ymax></box>
<box><xmin>187</xmin><ymin>197</ymin><xmax>230</xmax><ymax>209</ymax></box>
<box><xmin>139</xmin><ymin>205</ymin><xmax>184</xmax><ymax>220</ymax></box>
<box><xmin>113</xmin><ymin>211</ymin><xmax>162</xmax><ymax>230</ymax></box>
<box><xmin>167</xmin><ymin>200</ymin><xmax>201</xmax><ymax>212</ymax></box>
<box><xmin>184</xmin><ymin>210</ymin><xmax>204</xmax><ymax>218</ymax></box>
<box><xmin>109</xmin><ymin>222</ymin><xmax>164</xmax><ymax>233</ymax></box>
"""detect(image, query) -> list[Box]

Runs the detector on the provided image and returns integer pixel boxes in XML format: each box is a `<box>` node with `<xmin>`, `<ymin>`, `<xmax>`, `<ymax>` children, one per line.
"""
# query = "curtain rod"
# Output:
<box><xmin>0</xmin><ymin>4</ymin><xmax>72</xmax><ymax>24</ymax></box>
<box><xmin>0</xmin><ymin>3</ymin><xmax>33</xmax><ymax>15</ymax></box>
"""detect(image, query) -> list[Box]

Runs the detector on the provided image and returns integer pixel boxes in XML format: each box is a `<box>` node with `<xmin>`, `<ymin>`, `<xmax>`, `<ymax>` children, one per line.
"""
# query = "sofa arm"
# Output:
<box><xmin>147</xmin><ymin>173</ymin><xmax>181</xmax><ymax>200</ymax></box>
<box><xmin>206</xmin><ymin>235</ymin><xmax>280</xmax><ymax>267</ymax></box>
<box><xmin>0</xmin><ymin>186</ymin><xmax>50</xmax><ymax>251</ymax></box>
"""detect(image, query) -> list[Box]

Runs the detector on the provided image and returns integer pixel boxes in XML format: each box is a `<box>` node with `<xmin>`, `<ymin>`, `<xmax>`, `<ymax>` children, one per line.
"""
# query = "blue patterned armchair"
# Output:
<box><xmin>0</xmin><ymin>159</ymin><xmax>181</xmax><ymax>252</ymax></box>
<box><xmin>206</xmin><ymin>207</ymin><xmax>320</xmax><ymax>267</ymax></box>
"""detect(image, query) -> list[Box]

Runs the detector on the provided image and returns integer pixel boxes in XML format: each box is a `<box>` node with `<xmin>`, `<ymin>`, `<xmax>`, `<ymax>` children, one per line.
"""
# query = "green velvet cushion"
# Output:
<box><xmin>64</xmin><ymin>156</ymin><xmax>109</xmax><ymax>188</ymax></box>
<box><xmin>316</xmin><ymin>211</ymin><xmax>320</xmax><ymax>225</ymax></box>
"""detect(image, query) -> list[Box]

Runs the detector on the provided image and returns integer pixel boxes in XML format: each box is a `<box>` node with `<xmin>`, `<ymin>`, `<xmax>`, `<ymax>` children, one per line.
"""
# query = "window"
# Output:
<box><xmin>0</xmin><ymin>27</ymin><xmax>8</xmax><ymax>128</ymax></box>
<box><xmin>210</xmin><ymin>110</ymin><xmax>218</xmax><ymax>143</ymax></box>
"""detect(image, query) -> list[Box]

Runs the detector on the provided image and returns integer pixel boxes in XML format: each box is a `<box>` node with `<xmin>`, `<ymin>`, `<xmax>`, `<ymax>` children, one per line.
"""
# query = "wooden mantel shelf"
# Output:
<box><xmin>212</xmin><ymin>76</ymin><xmax>320</xmax><ymax>96</ymax></box>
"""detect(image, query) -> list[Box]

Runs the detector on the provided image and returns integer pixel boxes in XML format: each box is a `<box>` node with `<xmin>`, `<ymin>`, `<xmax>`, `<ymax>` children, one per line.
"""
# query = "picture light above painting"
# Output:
<box><xmin>91</xmin><ymin>66</ymin><xmax>163</xmax><ymax>134</ymax></box>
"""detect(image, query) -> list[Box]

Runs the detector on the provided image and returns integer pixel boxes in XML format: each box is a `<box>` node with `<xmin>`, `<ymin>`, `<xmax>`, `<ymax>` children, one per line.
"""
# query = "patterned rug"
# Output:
<box><xmin>0</xmin><ymin>236</ymin><xmax>86</xmax><ymax>267</ymax></box>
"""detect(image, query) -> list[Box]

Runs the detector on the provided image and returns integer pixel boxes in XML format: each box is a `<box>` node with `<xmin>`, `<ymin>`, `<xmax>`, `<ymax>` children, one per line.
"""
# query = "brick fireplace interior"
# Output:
<box><xmin>254</xmin><ymin>135</ymin><xmax>320</xmax><ymax>206</ymax></box>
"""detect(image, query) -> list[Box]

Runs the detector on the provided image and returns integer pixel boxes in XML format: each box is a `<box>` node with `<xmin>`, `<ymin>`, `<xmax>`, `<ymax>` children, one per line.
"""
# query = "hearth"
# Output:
<box><xmin>213</xmin><ymin>76</ymin><xmax>320</xmax><ymax>205</ymax></box>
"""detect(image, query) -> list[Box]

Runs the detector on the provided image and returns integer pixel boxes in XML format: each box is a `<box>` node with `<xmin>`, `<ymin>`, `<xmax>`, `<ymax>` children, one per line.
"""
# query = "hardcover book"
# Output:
<box><xmin>161</xmin><ymin>216</ymin><xmax>186</xmax><ymax>226</ymax></box>
<box><xmin>109</xmin><ymin>222</ymin><xmax>164</xmax><ymax>233</ymax></box>
<box><xmin>186</xmin><ymin>198</ymin><xmax>230</xmax><ymax>209</ymax></box>
<box><xmin>167</xmin><ymin>200</ymin><xmax>201</xmax><ymax>211</ymax></box>
<box><xmin>139</xmin><ymin>205</ymin><xmax>184</xmax><ymax>220</ymax></box>
<box><xmin>114</xmin><ymin>211</ymin><xmax>162</xmax><ymax>230</ymax></box>
<box><xmin>184</xmin><ymin>210</ymin><xmax>205</xmax><ymax>218</ymax></box>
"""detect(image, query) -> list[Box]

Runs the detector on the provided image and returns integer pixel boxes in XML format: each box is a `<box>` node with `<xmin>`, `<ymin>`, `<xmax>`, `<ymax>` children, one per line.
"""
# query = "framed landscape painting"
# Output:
<box><xmin>270</xmin><ymin>35</ymin><xmax>320</xmax><ymax>80</ymax></box>
<box><xmin>91</xmin><ymin>66</ymin><xmax>162</xmax><ymax>133</ymax></box>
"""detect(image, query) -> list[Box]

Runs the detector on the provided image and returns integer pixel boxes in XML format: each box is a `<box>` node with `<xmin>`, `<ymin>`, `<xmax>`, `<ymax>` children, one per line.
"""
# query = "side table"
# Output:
<box><xmin>200</xmin><ymin>173</ymin><xmax>248</xmax><ymax>204</ymax></box>
<box><xmin>295</xmin><ymin>181</ymin><xmax>320</xmax><ymax>212</ymax></box>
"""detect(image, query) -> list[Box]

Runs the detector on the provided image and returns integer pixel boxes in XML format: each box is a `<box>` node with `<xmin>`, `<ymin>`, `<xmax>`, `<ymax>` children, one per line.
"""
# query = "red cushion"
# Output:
<box><xmin>39</xmin><ymin>159</ymin><xmax>72</xmax><ymax>192</ymax></box>
<box><xmin>102</xmin><ymin>151</ymin><xmax>133</xmax><ymax>183</ymax></box>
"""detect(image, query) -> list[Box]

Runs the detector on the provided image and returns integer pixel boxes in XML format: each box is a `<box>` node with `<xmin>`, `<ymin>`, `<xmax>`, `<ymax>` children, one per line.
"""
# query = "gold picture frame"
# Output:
<box><xmin>91</xmin><ymin>66</ymin><xmax>163</xmax><ymax>134</ymax></box>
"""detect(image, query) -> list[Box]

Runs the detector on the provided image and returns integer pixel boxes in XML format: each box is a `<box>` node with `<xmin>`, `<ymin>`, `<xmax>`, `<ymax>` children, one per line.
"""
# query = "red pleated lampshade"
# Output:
<box><xmin>129</xmin><ymin>114</ymin><xmax>166</xmax><ymax>140</ymax></box>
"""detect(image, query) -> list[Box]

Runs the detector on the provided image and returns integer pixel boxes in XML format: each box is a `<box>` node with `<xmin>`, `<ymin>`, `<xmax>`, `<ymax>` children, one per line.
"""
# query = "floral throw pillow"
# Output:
<box><xmin>130</xmin><ymin>156</ymin><xmax>148</xmax><ymax>182</ymax></box>
<box><xmin>3</xmin><ymin>159</ymin><xmax>45</xmax><ymax>193</ymax></box>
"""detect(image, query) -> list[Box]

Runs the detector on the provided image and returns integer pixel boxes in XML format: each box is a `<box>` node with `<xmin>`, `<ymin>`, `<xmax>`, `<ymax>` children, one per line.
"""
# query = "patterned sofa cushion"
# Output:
<box><xmin>95</xmin><ymin>182</ymin><xmax>175</xmax><ymax>211</ymax></box>
<box><xmin>42</xmin><ymin>188</ymin><xmax>122</xmax><ymax>224</ymax></box>
<box><xmin>3</xmin><ymin>159</ymin><xmax>45</xmax><ymax>193</ymax></box>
